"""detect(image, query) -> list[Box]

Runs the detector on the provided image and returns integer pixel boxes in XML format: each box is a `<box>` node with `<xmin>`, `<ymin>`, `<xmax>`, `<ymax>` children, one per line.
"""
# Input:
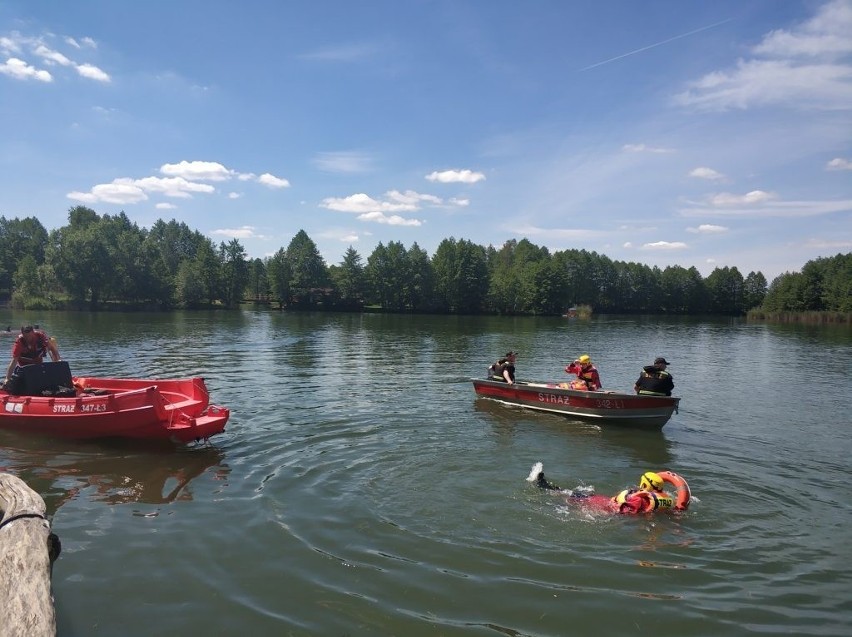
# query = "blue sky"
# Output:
<box><xmin>1</xmin><ymin>0</ymin><xmax>850</xmax><ymax>281</ymax></box>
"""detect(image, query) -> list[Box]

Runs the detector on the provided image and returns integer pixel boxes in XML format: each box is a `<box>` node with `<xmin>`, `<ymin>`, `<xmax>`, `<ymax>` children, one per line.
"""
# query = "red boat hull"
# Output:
<box><xmin>1</xmin><ymin>376</ymin><xmax>229</xmax><ymax>443</ymax></box>
<box><xmin>472</xmin><ymin>378</ymin><xmax>679</xmax><ymax>430</ymax></box>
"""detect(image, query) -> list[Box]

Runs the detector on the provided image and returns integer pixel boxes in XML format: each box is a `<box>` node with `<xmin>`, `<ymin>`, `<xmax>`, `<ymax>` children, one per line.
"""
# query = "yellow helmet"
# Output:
<box><xmin>578</xmin><ymin>354</ymin><xmax>591</xmax><ymax>364</ymax></box>
<box><xmin>639</xmin><ymin>471</ymin><xmax>664</xmax><ymax>491</ymax></box>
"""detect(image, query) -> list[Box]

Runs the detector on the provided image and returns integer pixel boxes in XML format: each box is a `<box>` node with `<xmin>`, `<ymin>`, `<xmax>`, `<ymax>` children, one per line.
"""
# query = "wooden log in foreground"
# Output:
<box><xmin>0</xmin><ymin>472</ymin><xmax>58</xmax><ymax>637</ymax></box>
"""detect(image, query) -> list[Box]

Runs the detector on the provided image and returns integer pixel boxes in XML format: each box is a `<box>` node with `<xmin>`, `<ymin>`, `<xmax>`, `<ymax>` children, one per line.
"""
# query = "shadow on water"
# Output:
<box><xmin>0</xmin><ymin>431</ymin><xmax>229</xmax><ymax>511</ymax></box>
<box><xmin>473</xmin><ymin>396</ymin><xmax>675</xmax><ymax>467</ymax></box>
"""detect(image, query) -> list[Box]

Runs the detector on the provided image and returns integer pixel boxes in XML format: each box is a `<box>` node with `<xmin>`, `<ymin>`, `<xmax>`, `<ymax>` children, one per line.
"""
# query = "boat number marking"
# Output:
<box><xmin>595</xmin><ymin>399</ymin><xmax>625</xmax><ymax>409</ymax></box>
<box><xmin>80</xmin><ymin>403</ymin><xmax>107</xmax><ymax>413</ymax></box>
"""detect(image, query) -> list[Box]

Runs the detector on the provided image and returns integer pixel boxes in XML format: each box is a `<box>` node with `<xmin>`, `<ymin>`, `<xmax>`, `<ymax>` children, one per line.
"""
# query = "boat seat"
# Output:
<box><xmin>163</xmin><ymin>398</ymin><xmax>199</xmax><ymax>411</ymax></box>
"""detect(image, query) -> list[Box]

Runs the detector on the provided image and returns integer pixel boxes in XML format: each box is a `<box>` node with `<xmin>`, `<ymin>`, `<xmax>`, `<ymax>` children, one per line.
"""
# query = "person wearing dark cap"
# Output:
<box><xmin>634</xmin><ymin>357</ymin><xmax>674</xmax><ymax>396</ymax></box>
<box><xmin>488</xmin><ymin>351</ymin><xmax>517</xmax><ymax>384</ymax></box>
<box><xmin>4</xmin><ymin>325</ymin><xmax>62</xmax><ymax>385</ymax></box>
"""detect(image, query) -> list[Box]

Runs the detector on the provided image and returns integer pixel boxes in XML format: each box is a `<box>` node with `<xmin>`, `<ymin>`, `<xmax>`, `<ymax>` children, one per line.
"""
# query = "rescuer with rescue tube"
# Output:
<box><xmin>527</xmin><ymin>463</ymin><xmax>691</xmax><ymax>514</ymax></box>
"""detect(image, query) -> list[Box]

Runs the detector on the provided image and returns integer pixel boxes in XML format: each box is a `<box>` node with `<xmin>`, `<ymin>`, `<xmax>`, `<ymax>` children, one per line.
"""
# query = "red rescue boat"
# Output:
<box><xmin>1</xmin><ymin>363</ymin><xmax>229</xmax><ymax>443</ymax></box>
<box><xmin>472</xmin><ymin>378</ymin><xmax>679</xmax><ymax>430</ymax></box>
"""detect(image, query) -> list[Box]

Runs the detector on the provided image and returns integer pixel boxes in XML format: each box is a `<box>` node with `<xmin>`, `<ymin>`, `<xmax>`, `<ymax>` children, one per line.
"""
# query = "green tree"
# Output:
<box><xmin>406</xmin><ymin>242</ymin><xmax>434</xmax><ymax>311</ymax></box>
<box><xmin>0</xmin><ymin>216</ymin><xmax>49</xmax><ymax>294</ymax></box>
<box><xmin>175</xmin><ymin>260</ymin><xmax>206</xmax><ymax>308</ymax></box>
<box><xmin>286</xmin><ymin>230</ymin><xmax>329</xmax><ymax>306</ymax></box>
<box><xmin>332</xmin><ymin>246</ymin><xmax>366</xmax><ymax>308</ymax></box>
<box><xmin>763</xmin><ymin>272</ymin><xmax>807</xmax><ymax>311</ymax></box>
<box><xmin>246</xmin><ymin>258</ymin><xmax>268</xmax><ymax>301</ymax></box>
<box><xmin>219</xmin><ymin>239</ymin><xmax>249</xmax><ymax>308</ymax></box>
<box><xmin>742</xmin><ymin>271</ymin><xmax>768</xmax><ymax>310</ymax></box>
<box><xmin>819</xmin><ymin>253</ymin><xmax>852</xmax><ymax>311</ymax></box>
<box><xmin>267</xmin><ymin>248</ymin><xmax>292</xmax><ymax>308</ymax></box>
<box><xmin>366</xmin><ymin>241</ymin><xmax>410</xmax><ymax>310</ymax></box>
<box><xmin>45</xmin><ymin>207</ymin><xmax>112</xmax><ymax>307</ymax></box>
<box><xmin>432</xmin><ymin>237</ymin><xmax>488</xmax><ymax>313</ymax></box>
<box><xmin>705</xmin><ymin>266</ymin><xmax>744</xmax><ymax>314</ymax></box>
<box><xmin>146</xmin><ymin>219</ymin><xmax>209</xmax><ymax>279</ymax></box>
<box><xmin>194</xmin><ymin>238</ymin><xmax>223</xmax><ymax>306</ymax></box>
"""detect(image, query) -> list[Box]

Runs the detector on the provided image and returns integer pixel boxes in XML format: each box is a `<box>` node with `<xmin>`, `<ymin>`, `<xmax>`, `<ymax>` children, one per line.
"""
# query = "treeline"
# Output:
<box><xmin>748</xmin><ymin>252</ymin><xmax>851</xmax><ymax>321</ymax></box>
<box><xmin>0</xmin><ymin>206</ymin><xmax>844</xmax><ymax>316</ymax></box>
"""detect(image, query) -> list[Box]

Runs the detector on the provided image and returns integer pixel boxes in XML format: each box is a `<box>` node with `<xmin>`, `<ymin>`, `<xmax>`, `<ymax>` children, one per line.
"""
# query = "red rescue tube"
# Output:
<box><xmin>657</xmin><ymin>470</ymin><xmax>691</xmax><ymax>510</ymax></box>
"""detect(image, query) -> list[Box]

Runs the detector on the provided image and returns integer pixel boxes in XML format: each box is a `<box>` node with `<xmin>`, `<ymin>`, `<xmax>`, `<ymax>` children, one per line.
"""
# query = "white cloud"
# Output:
<box><xmin>356</xmin><ymin>211</ymin><xmax>422</xmax><ymax>226</ymax></box>
<box><xmin>623</xmin><ymin>242</ymin><xmax>633</xmax><ymax>248</ymax></box>
<box><xmin>0</xmin><ymin>36</ymin><xmax>23</xmax><ymax>55</ymax></box>
<box><xmin>321</xmin><ymin>189</ymin><xmax>448</xmax><ymax>226</ymax></box>
<box><xmin>322</xmin><ymin>193</ymin><xmax>415</xmax><ymax>214</ymax></box>
<box><xmin>826</xmin><ymin>157</ymin><xmax>852</xmax><ymax>170</ymax></box>
<box><xmin>675</xmin><ymin>1</ymin><xmax>852</xmax><ymax>111</ymax></box>
<box><xmin>687</xmin><ymin>224</ymin><xmax>729</xmax><ymax>233</ymax></box>
<box><xmin>0</xmin><ymin>57</ymin><xmax>52</xmax><ymax>82</ymax></box>
<box><xmin>67</xmin><ymin>175</ymin><xmax>214</xmax><ymax>203</ymax></box>
<box><xmin>298</xmin><ymin>42</ymin><xmax>380</xmax><ymax>62</ymax></box>
<box><xmin>4</xmin><ymin>34</ymin><xmax>109</xmax><ymax>83</ymax></box>
<box><xmin>802</xmin><ymin>237</ymin><xmax>852</xmax><ymax>249</ymax></box>
<box><xmin>161</xmin><ymin>160</ymin><xmax>234</xmax><ymax>181</ymax></box>
<box><xmin>76</xmin><ymin>63</ymin><xmax>110</xmax><ymax>82</ymax></box>
<box><xmin>622</xmin><ymin>143</ymin><xmax>675</xmax><ymax>154</ymax></box>
<box><xmin>34</xmin><ymin>44</ymin><xmax>72</xmax><ymax>66</ymax></box>
<box><xmin>312</xmin><ymin>151</ymin><xmax>373</xmax><ymax>173</ymax></box>
<box><xmin>642</xmin><ymin>241</ymin><xmax>688</xmax><ymax>250</ymax></box>
<box><xmin>675</xmin><ymin>59</ymin><xmax>852</xmax><ymax>111</ymax></box>
<box><xmin>67</xmin><ymin>180</ymin><xmax>147</xmax><ymax>205</ymax></box>
<box><xmin>689</xmin><ymin>167</ymin><xmax>725</xmax><ymax>180</ymax></box>
<box><xmin>210</xmin><ymin>225</ymin><xmax>266</xmax><ymax>239</ymax></box>
<box><xmin>67</xmin><ymin>159</ymin><xmax>291</xmax><ymax>206</ymax></box>
<box><xmin>155</xmin><ymin>202</ymin><xmax>177</xmax><ymax>210</ymax></box>
<box><xmin>386</xmin><ymin>190</ymin><xmax>442</xmax><ymax>206</ymax></box>
<box><xmin>753</xmin><ymin>0</ymin><xmax>852</xmax><ymax>58</ymax></box>
<box><xmin>709</xmin><ymin>190</ymin><xmax>776</xmax><ymax>206</ymax></box>
<box><xmin>65</xmin><ymin>36</ymin><xmax>97</xmax><ymax>49</ymax></box>
<box><xmin>679</xmin><ymin>196</ymin><xmax>852</xmax><ymax>218</ymax></box>
<box><xmin>449</xmin><ymin>197</ymin><xmax>470</xmax><ymax>207</ymax></box>
<box><xmin>134</xmin><ymin>176</ymin><xmax>215</xmax><ymax>198</ymax></box>
<box><xmin>425</xmin><ymin>169</ymin><xmax>486</xmax><ymax>184</ymax></box>
<box><xmin>257</xmin><ymin>173</ymin><xmax>290</xmax><ymax>188</ymax></box>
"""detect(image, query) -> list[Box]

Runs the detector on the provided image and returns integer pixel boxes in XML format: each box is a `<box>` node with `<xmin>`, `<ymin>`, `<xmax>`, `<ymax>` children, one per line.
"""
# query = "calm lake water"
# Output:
<box><xmin>1</xmin><ymin>311</ymin><xmax>850</xmax><ymax>637</ymax></box>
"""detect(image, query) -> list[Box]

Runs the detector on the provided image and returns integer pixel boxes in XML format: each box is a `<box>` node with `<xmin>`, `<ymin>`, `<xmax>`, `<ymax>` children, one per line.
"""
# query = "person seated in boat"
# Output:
<box><xmin>488</xmin><ymin>351</ymin><xmax>517</xmax><ymax>384</ymax></box>
<box><xmin>528</xmin><ymin>463</ymin><xmax>690</xmax><ymax>513</ymax></box>
<box><xmin>4</xmin><ymin>325</ymin><xmax>62</xmax><ymax>385</ymax></box>
<box><xmin>563</xmin><ymin>354</ymin><xmax>602</xmax><ymax>390</ymax></box>
<box><xmin>634</xmin><ymin>357</ymin><xmax>674</xmax><ymax>396</ymax></box>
